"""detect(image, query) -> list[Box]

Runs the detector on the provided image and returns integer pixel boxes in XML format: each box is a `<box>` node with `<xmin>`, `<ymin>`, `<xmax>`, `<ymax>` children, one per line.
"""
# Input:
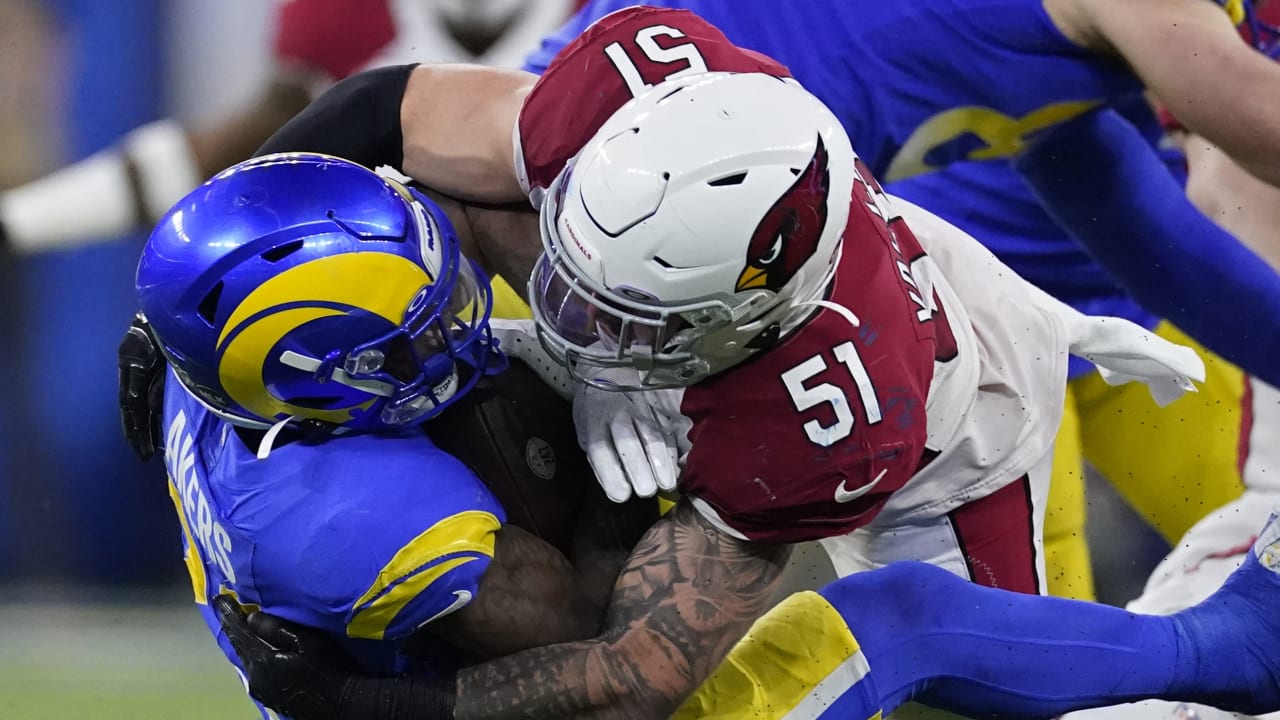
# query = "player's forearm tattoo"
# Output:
<box><xmin>567</xmin><ymin>485</ymin><xmax>660</xmax><ymax>630</ymax></box>
<box><xmin>453</xmin><ymin>501</ymin><xmax>791</xmax><ymax>720</ymax></box>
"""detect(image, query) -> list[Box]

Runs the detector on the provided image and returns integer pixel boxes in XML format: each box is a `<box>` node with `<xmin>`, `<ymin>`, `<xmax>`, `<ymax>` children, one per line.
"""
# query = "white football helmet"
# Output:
<box><xmin>530</xmin><ymin>72</ymin><xmax>857</xmax><ymax>389</ymax></box>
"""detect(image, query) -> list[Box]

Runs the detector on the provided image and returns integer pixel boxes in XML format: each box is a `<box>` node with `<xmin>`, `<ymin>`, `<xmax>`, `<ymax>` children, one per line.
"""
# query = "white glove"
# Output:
<box><xmin>1026</xmin><ymin>283</ymin><xmax>1205</xmax><ymax>407</ymax></box>
<box><xmin>573</xmin><ymin>380</ymin><xmax>680</xmax><ymax>503</ymax></box>
<box><xmin>1077</xmin><ymin>317</ymin><xmax>1203</xmax><ymax>407</ymax></box>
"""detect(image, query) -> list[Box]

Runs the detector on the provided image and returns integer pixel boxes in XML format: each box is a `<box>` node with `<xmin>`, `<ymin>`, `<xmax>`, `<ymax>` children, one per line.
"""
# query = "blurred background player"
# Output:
<box><xmin>530</xmin><ymin>0</ymin><xmax>1280</xmax><ymax>601</ymax></box>
<box><xmin>1060</xmin><ymin>49</ymin><xmax>1280</xmax><ymax>720</ymax></box>
<box><xmin>886</xmin><ymin>0</ymin><xmax>1280</xmax><ymax>602</ymax></box>
<box><xmin>0</xmin><ymin>0</ymin><xmax>586</xmax><ymax>256</ymax></box>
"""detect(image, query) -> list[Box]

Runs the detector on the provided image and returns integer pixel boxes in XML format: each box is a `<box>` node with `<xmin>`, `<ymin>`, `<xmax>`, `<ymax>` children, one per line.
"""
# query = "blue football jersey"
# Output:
<box><xmin>526</xmin><ymin>0</ymin><xmax>1177</xmax><ymax>376</ymax></box>
<box><xmin>161</xmin><ymin>368</ymin><xmax>504</xmax><ymax>718</ymax></box>
<box><xmin>886</xmin><ymin>95</ymin><xmax>1183</xmax><ymax>376</ymax></box>
<box><xmin>527</xmin><ymin>0</ymin><xmax>1143</xmax><ymax>180</ymax></box>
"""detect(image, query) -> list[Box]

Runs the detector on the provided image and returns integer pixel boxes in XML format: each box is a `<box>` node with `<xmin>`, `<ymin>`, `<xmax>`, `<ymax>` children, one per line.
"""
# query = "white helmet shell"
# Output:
<box><xmin>531</xmin><ymin>72</ymin><xmax>857</xmax><ymax>388</ymax></box>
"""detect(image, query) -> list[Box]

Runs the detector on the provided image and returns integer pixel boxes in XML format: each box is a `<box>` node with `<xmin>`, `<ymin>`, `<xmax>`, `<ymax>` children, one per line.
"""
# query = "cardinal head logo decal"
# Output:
<box><xmin>736</xmin><ymin>136</ymin><xmax>830</xmax><ymax>293</ymax></box>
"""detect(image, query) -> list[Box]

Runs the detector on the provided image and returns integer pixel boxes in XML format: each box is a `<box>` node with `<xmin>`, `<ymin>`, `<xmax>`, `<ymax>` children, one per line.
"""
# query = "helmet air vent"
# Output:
<box><xmin>260</xmin><ymin>239</ymin><xmax>305</xmax><ymax>263</ymax></box>
<box><xmin>657</xmin><ymin>86</ymin><xmax>687</xmax><ymax>104</ymax></box>
<box><xmin>651</xmin><ymin>256</ymin><xmax>697</xmax><ymax>271</ymax></box>
<box><xmin>326</xmin><ymin>209</ymin><xmax>407</xmax><ymax>243</ymax></box>
<box><xmin>707</xmin><ymin>172</ymin><xmax>747</xmax><ymax>187</ymax></box>
<box><xmin>197</xmin><ymin>282</ymin><xmax>224</xmax><ymax>327</ymax></box>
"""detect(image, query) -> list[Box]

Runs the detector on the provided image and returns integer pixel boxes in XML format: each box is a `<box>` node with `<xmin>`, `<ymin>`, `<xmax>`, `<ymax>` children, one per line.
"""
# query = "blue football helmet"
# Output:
<box><xmin>136</xmin><ymin>152</ymin><xmax>507</xmax><ymax>433</ymax></box>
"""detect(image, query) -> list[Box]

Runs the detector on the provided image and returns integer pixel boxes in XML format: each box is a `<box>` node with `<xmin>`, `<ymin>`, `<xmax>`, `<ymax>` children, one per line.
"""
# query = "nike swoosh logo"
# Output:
<box><xmin>418</xmin><ymin>590</ymin><xmax>473</xmax><ymax>628</ymax></box>
<box><xmin>834</xmin><ymin>468</ymin><xmax>887</xmax><ymax>503</ymax></box>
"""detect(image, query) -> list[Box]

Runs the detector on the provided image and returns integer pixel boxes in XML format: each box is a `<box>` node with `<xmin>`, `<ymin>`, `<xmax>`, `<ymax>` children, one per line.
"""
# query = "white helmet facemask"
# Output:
<box><xmin>531</xmin><ymin>169</ymin><xmax>767</xmax><ymax>388</ymax></box>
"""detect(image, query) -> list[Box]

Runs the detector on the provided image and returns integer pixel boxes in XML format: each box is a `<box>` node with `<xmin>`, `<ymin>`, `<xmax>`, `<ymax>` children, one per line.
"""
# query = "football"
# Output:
<box><xmin>428</xmin><ymin>358</ymin><xmax>591</xmax><ymax>556</ymax></box>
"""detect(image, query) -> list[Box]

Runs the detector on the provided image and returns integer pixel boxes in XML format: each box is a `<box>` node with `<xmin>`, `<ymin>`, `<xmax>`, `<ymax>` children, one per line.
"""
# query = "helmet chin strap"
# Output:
<box><xmin>256</xmin><ymin>416</ymin><xmax>295</xmax><ymax>460</ymax></box>
<box><xmin>793</xmin><ymin>298</ymin><xmax>861</xmax><ymax>330</ymax></box>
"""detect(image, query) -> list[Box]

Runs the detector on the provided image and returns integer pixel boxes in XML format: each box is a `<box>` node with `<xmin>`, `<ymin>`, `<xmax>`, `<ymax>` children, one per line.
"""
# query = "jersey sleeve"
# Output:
<box><xmin>514</xmin><ymin>5</ymin><xmax>793</xmax><ymax>198</ymax></box>
<box><xmin>272</xmin><ymin>0</ymin><xmax>397</xmax><ymax>81</ymax></box>
<box><xmin>251</xmin><ymin>432</ymin><xmax>505</xmax><ymax>643</ymax></box>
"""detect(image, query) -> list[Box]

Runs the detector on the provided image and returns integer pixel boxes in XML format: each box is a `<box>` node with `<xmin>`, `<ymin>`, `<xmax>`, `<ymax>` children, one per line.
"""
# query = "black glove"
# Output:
<box><xmin>214</xmin><ymin>596</ymin><xmax>457</xmax><ymax>720</ymax></box>
<box><xmin>118</xmin><ymin>314</ymin><xmax>166</xmax><ymax>461</ymax></box>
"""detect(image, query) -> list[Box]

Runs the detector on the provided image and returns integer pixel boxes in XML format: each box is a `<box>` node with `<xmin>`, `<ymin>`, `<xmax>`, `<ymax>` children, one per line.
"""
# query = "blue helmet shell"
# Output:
<box><xmin>137</xmin><ymin>153</ymin><xmax>507</xmax><ymax>433</ymax></box>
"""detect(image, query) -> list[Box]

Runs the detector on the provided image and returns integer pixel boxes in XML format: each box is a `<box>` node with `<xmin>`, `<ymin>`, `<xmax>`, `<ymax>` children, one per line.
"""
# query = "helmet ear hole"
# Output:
<box><xmin>197</xmin><ymin>282</ymin><xmax>224</xmax><ymax>327</ymax></box>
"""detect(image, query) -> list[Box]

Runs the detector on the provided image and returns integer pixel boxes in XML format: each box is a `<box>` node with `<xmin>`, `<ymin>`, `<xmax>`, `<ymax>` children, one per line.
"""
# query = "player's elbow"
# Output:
<box><xmin>1224</xmin><ymin>146</ymin><xmax>1280</xmax><ymax>190</ymax></box>
<box><xmin>1176</xmin><ymin>70</ymin><xmax>1280</xmax><ymax>189</ymax></box>
<box><xmin>1191</xmin><ymin>115</ymin><xmax>1280</xmax><ymax>188</ymax></box>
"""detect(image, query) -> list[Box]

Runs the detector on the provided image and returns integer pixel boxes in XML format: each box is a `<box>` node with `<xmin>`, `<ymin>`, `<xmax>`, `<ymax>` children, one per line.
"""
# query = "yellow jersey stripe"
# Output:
<box><xmin>347</xmin><ymin>554</ymin><xmax>482</xmax><ymax>639</ymax></box>
<box><xmin>346</xmin><ymin>510</ymin><xmax>500</xmax><ymax>640</ymax></box>
<box><xmin>672</xmin><ymin>590</ymin><xmax>866</xmax><ymax>719</ymax></box>
<box><xmin>167</xmin><ymin>478</ymin><xmax>207</xmax><ymax>605</ymax></box>
<box><xmin>780</xmin><ymin>647</ymin><xmax>873</xmax><ymax>720</ymax></box>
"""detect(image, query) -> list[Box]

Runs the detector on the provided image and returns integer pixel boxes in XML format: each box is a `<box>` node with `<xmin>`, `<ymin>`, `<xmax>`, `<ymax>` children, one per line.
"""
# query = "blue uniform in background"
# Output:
<box><xmin>527</xmin><ymin>0</ymin><xmax>1142</xmax><ymax>181</ymax></box>
<box><xmin>888</xmin><ymin>94</ymin><xmax>1180</xmax><ymax>378</ymax></box>
<box><xmin>524</xmin><ymin>0</ymin><xmax>1144</xmax><ymax>334</ymax></box>
<box><xmin>161</xmin><ymin>368</ymin><xmax>503</xmax><ymax>718</ymax></box>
